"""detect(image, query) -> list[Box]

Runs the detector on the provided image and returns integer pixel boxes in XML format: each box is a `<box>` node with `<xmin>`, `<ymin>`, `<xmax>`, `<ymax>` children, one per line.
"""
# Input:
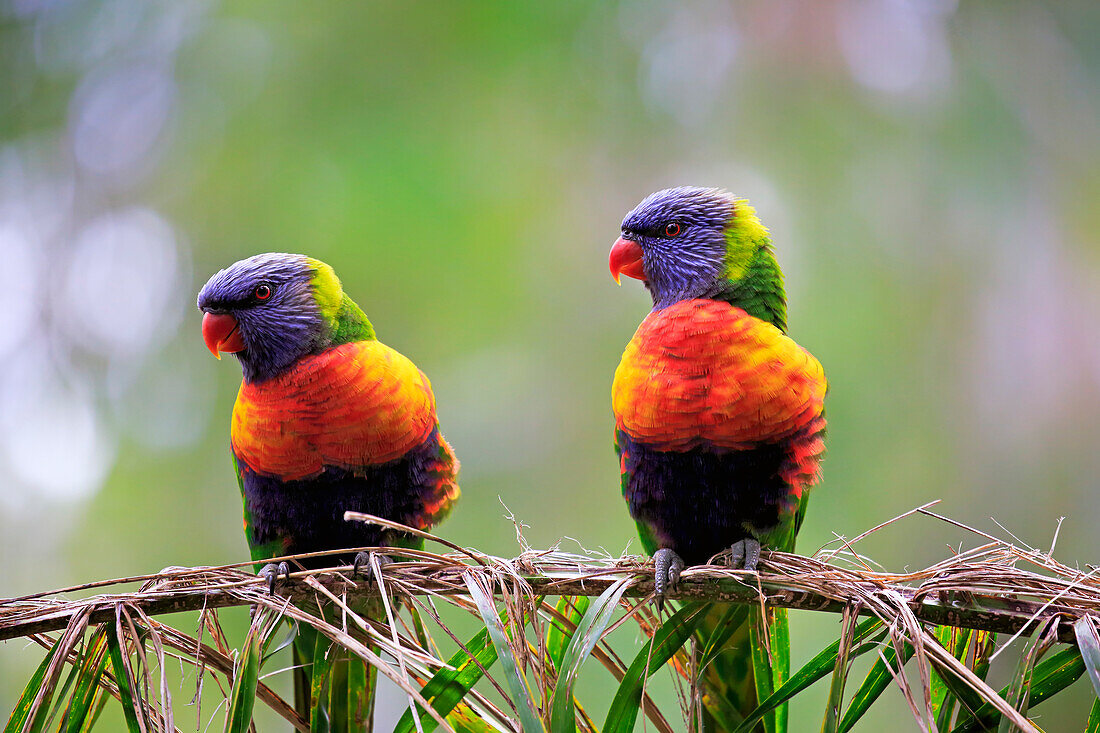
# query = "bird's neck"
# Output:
<box><xmin>325</xmin><ymin>294</ymin><xmax>376</xmax><ymax>346</ymax></box>
<box><xmin>706</xmin><ymin>200</ymin><xmax>788</xmax><ymax>331</ymax></box>
<box><xmin>238</xmin><ymin>294</ymin><xmax>375</xmax><ymax>385</ymax></box>
<box><xmin>652</xmin><ymin>201</ymin><xmax>788</xmax><ymax>329</ymax></box>
<box><xmin>711</xmin><ymin>247</ymin><xmax>788</xmax><ymax>332</ymax></box>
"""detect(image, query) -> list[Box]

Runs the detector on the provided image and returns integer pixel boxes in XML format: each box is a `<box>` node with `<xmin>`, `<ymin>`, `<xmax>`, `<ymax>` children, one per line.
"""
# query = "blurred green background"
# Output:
<box><xmin>2</xmin><ymin>0</ymin><xmax>1099</xmax><ymax>729</ymax></box>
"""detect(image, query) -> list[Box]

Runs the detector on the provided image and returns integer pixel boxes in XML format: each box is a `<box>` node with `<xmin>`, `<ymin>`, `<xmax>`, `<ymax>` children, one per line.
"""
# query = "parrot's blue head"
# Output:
<box><xmin>608</xmin><ymin>187</ymin><xmax>785</xmax><ymax>326</ymax></box>
<box><xmin>197</xmin><ymin>253</ymin><xmax>334</xmax><ymax>383</ymax></box>
<box><xmin>609</xmin><ymin>187</ymin><xmax>735</xmax><ymax>309</ymax></box>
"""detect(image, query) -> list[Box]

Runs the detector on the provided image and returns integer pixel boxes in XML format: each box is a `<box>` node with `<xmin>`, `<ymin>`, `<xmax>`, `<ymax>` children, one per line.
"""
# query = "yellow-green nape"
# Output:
<box><xmin>305</xmin><ymin>256</ymin><xmax>376</xmax><ymax>344</ymax></box>
<box><xmin>305</xmin><ymin>257</ymin><xmax>344</xmax><ymax>321</ymax></box>
<box><xmin>722</xmin><ymin>199</ymin><xmax>770</xmax><ymax>281</ymax></box>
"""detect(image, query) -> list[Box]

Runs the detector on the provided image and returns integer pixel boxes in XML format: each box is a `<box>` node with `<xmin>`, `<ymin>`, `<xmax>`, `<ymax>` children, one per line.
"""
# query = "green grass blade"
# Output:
<box><xmin>1086</xmin><ymin>699</ymin><xmax>1100</xmax><ymax>733</ymax></box>
<box><xmin>697</xmin><ymin>603</ymin><xmax>750</xmax><ymax>671</ymax></box>
<box><xmin>1076</xmin><ymin>617</ymin><xmax>1100</xmax><ymax>700</ymax></box>
<box><xmin>328</xmin><ymin>658</ymin><xmax>349</xmax><ymax>733</ymax></box>
<box><xmin>43</xmin><ymin>654</ymin><xmax>82</xmax><ymax>732</ymax></box>
<box><xmin>546</xmin><ymin>597</ymin><xmax>590</xmax><ymax>674</ymax></box>
<box><xmin>603</xmin><ymin>603</ymin><xmax>710</xmax><ymax>733</ymax></box>
<box><xmin>61</xmin><ymin>627</ymin><xmax>110</xmax><ymax>733</ymax></box>
<box><xmin>260</xmin><ymin>621</ymin><xmax>298</xmax><ymax>666</ymax></box>
<box><xmin>464</xmin><ymin>575</ymin><xmax>545</xmax><ymax>733</ymax></box>
<box><xmin>72</xmin><ymin>685</ymin><xmax>108</xmax><ymax>733</ymax></box>
<box><xmin>996</xmin><ymin>622</ymin><xmax>1050</xmax><ymax>733</ymax></box>
<box><xmin>837</xmin><ymin>639</ymin><xmax>913</xmax><ymax>733</ymax></box>
<box><xmin>393</xmin><ymin>627</ymin><xmax>499</xmax><ymax>733</ymax></box>
<box><xmin>1024</xmin><ymin>645</ymin><xmax>1086</xmax><ymax>705</ymax></box>
<box><xmin>309</xmin><ymin>627</ymin><xmax>332</xmax><ymax>733</ymax></box>
<box><xmin>750</xmin><ymin>607</ymin><xmax>790</xmax><ymax>733</ymax></box>
<box><xmin>32</xmin><ymin>636</ymin><xmax>80</xmax><ymax>733</ymax></box>
<box><xmin>949</xmin><ymin>646</ymin><xmax>1086</xmax><ymax>733</ymax></box>
<box><xmin>446</xmin><ymin>703</ymin><xmax>506</xmax><ymax>733</ymax></box>
<box><xmin>733</xmin><ymin>619</ymin><xmax>884</xmax><ymax>733</ymax></box>
<box><xmin>930</xmin><ymin>626</ymin><xmax>971</xmax><ymax>731</ymax></box>
<box><xmin>549</xmin><ymin>578</ymin><xmax>631</xmax><ymax>733</ymax></box>
<box><xmin>4</xmin><ymin>636</ymin><xmax>62</xmax><ymax>733</ymax></box>
<box><xmin>692</xmin><ymin>602</ymin><xmax>752</xmax><ymax>731</ymax></box>
<box><xmin>970</xmin><ymin>631</ymin><xmax>995</xmax><ymax>683</ymax></box>
<box><xmin>348</xmin><ymin>657</ymin><xmax>371</xmax><ymax>732</ymax></box>
<box><xmin>104</xmin><ymin>621</ymin><xmax>144</xmax><ymax>733</ymax></box>
<box><xmin>407</xmin><ymin>603</ymin><xmax>434</xmax><ymax>651</ymax></box>
<box><xmin>951</xmin><ymin>630</ymin><xmax>996</xmax><ymax>729</ymax></box>
<box><xmin>930</xmin><ymin>626</ymin><xmax>957</xmax><ymax>711</ymax></box>
<box><xmin>928</xmin><ymin>661</ymin><xmax>985</xmax><ymax>726</ymax></box>
<box><xmin>223</xmin><ymin>614</ymin><xmax>265</xmax><ymax>733</ymax></box>
<box><xmin>821</xmin><ymin>607</ymin><xmax>860</xmax><ymax>733</ymax></box>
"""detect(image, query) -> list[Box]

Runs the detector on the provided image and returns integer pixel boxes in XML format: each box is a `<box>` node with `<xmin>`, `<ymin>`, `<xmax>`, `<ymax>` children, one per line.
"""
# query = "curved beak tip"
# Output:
<box><xmin>202</xmin><ymin>312</ymin><xmax>244</xmax><ymax>359</ymax></box>
<box><xmin>608</xmin><ymin>236</ymin><xmax>646</xmax><ymax>284</ymax></box>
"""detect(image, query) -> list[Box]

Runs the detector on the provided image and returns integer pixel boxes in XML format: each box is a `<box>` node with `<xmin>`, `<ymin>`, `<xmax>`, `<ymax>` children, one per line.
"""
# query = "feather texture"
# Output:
<box><xmin>609</xmin><ymin>189</ymin><xmax>825</xmax><ymax>732</ymax></box>
<box><xmin>614</xmin><ymin>298</ymin><xmax>825</xmax><ymax>564</ymax></box>
<box><xmin>200</xmin><ymin>253</ymin><xmax>459</xmax><ymax>730</ymax></box>
<box><xmin>230</xmin><ymin>340</ymin><xmax>459</xmax><ymax>566</ymax></box>
<box><xmin>232</xmin><ymin>340</ymin><xmax>440</xmax><ymax>479</ymax></box>
<box><xmin>614</xmin><ymin>299</ymin><xmax>825</xmax><ymax>453</ymax></box>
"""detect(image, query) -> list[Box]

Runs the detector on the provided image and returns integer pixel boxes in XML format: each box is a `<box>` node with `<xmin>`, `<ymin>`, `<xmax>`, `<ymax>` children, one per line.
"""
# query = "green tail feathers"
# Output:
<box><xmin>695</xmin><ymin>500</ymin><xmax>805</xmax><ymax>733</ymax></box>
<box><xmin>692</xmin><ymin>601</ymin><xmax>790</xmax><ymax>733</ymax></box>
<box><xmin>292</xmin><ymin>608</ymin><xmax>379</xmax><ymax>732</ymax></box>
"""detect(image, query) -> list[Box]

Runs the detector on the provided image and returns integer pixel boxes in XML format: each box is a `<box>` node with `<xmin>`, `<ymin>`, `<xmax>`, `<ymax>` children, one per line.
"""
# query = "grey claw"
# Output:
<box><xmin>353</xmin><ymin>551</ymin><xmax>392</xmax><ymax>586</ymax></box>
<box><xmin>730</xmin><ymin>539</ymin><xmax>761</xmax><ymax>573</ymax></box>
<box><xmin>653</xmin><ymin>548</ymin><xmax>685</xmax><ymax>611</ymax></box>
<box><xmin>259</xmin><ymin>561</ymin><xmax>291</xmax><ymax>594</ymax></box>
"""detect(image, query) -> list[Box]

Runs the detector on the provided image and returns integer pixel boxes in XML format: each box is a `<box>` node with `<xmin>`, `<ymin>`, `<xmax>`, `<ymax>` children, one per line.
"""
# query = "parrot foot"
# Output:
<box><xmin>653</xmin><ymin>548</ymin><xmax>685</xmax><ymax>612</ymax></box>
<box><xmin>729</xmin><ymin>538</ymin><xmax>761</xmax><ymax>573</ymax></box>
<box><xmin>353</xmin><ymin>551</ymin><xmax>392</xmax><ymax>588</ymax></box>
<box><xmin>258</xmin><ymin>562</ymin><xmax>291</xmax><ymax>594</ymax></box>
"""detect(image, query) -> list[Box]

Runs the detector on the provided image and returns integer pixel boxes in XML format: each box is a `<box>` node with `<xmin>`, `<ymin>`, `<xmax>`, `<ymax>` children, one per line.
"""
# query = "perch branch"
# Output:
<box><xmin>2</xmin><ymin>538</ymin><xmax>1097</xmax><ymax>644</ymax></box>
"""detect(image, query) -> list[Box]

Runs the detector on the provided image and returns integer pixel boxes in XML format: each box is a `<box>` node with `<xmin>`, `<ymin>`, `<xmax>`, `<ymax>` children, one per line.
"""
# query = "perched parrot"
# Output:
<box><xmin>198</xmin><ymin>253</ymin><xmax>459</xmax><ymax>730</ymax></box>
<box><xmin>608</xmin><ymin>188</ymin><xmax>826</xmax><ymax>731</ymax></box>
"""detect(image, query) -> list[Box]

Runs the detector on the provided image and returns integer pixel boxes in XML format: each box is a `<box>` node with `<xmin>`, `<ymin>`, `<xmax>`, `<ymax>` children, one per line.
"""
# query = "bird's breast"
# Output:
<box><xmin>612</xmin><ymin>299</ymin><xmax>825</xmax><ymax>451</ymax></box>
<box><xmin>231</xmin><ymin>340</ymin><xmax>437</xmax><ymax>480</ymax></box>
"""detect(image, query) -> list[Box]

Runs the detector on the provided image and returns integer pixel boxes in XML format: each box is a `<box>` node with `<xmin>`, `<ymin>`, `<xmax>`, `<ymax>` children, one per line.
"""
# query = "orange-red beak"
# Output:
<box><xmin>608</xmin><ymin>236</ymin><xmax>646</xmax><ymax>284</ymax></box>
<box><xmin>202</xmin><ymin>312</ymin><xmax>245</xmax><ymax>359</ymax></box>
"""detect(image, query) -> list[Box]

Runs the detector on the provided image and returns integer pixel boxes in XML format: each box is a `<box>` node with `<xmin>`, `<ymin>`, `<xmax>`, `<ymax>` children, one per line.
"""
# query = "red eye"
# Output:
<box><xmin>254</xmin><ymin>284</ymin><xmax>272</xmax><ymax>300</ymax></box>
<box><xmin>664</xmin><ymin>222</ymin><xmax>681</xmax><ymax>237</ymax></box>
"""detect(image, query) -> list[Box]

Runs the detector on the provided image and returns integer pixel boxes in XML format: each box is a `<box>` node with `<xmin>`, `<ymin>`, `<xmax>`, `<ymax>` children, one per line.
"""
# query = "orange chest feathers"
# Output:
<box><xmin>612</xmin><ymin>299</ymin><xmax>826</xmax><ymax>452</ymax></box>
<box><xmin>231</xmin><ymin>341</ymin><xmax>438</xmax><ymax>480</ymax></box>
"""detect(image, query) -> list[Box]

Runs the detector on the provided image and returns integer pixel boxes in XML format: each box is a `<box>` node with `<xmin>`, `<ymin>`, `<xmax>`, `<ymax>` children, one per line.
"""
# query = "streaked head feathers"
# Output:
<box><xmin>197</xmin><ymin>253</ymin><xmax>374</xmax><ymax>383</ymax></box>
<box><xmin>609</xmin><ymin>187</ymin><xmax>784</xmax><ymax>327</ymax></box>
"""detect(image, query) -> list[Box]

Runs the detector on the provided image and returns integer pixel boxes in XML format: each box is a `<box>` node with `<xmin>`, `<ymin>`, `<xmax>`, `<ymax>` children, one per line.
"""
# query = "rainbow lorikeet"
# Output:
<box><xmin>608</xmin><ymin>188</ymin><xmax>826</xmax><ymax>731</ymax></box>
<box><xmin>198</xmin><ymin>253</ymin><xmax>459</xmax><ymax>730</ymax></box>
